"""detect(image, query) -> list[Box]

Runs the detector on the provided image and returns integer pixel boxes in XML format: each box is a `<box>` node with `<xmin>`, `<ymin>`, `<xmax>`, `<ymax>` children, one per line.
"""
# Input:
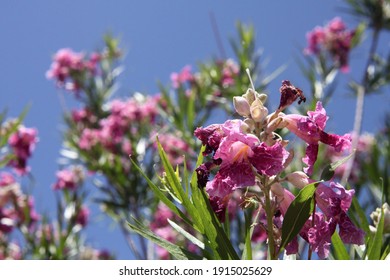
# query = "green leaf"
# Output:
<box><xmin>280</xmin><ymin>182</ymin><xmax>318</xmax><ymax>251</ymax></box>
<box><xmin>128</xmin><ymin>218</ymin><xmax>203</xmax><ymax>260</ymax></box>
<box><xmin>351</xmin><ymin>193</ymin><xmax>371</xmax><ymax>234</ymax></box>
<box><xmin>156</xmin><ymin>138</ymin><xmax>204</xmax><ymax>233</ymax></box>
<box><xmin>331</xmin><ymin>231</ymin><xmax>350</xmax><ymax>260</ymax></box>
<box><xmin>320</xmin><ymin>151</ymin><xmax>355</xmax><ymax>181</ymax></box>
<box><xmin>351</xmin><ymin>22</ymin><xmax>366</xmax><ymax>48</ymax></box>
<box><xmin>129</xmin><ymin>156</ymin><xmax>193</xmax><ymax>228</ymax></box>
<box><xmin>167</xmin><ymin>219</ymin><xmax>205</xmax><ymax>250</ymax></box>
<box><xmin>0</xmin><ymin>154</ymin><xmax>15</xmax><ymax>168</ymax></box>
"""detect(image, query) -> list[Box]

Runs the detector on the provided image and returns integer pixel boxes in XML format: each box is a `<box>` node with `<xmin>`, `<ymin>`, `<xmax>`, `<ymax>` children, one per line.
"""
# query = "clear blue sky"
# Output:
<box><xmin>1</xmin><ymin>1</ymin><xmax>389</xmax><ymax>259</ymax></box>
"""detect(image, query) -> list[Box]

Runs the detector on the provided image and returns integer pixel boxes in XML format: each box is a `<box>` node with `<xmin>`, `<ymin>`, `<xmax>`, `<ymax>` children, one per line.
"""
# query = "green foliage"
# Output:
<box><xmin>128</xmin><ymin>140</ymin><xmax>240</xmax><ymax>260</ymax></box>
<box><xmin>280</xmin><ymin>182</ymin><xmax>318</xmax><ymax>252</ymax></box>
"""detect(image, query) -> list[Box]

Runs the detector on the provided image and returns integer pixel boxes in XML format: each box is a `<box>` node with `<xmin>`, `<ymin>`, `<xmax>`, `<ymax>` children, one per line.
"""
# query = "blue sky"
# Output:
<box><xmin>1</xmin><ymin>1</ymin><xmax>389</xmax><ymax>259</ymax></box>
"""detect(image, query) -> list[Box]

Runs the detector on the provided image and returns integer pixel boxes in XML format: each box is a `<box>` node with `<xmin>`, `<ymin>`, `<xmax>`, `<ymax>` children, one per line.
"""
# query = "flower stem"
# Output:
<box><xmin>307</xmin><ymin>196</ymin><xmax>316</xmax><ymax>260</ymax></box>
<box><xmin>264</xmin><ymin>186</ymin><xmax>276</xmax><ymax>260</ymax></box>
<box><xmin>341</xmin><ymin>27</ymin><xmax>381</xmax><ymax>185</ymax></box>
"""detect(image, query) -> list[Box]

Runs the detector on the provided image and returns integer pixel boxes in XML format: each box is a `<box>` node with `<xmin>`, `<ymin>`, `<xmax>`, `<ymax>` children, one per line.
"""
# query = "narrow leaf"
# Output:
<box><xmin>331</xmin><ymin>231</ymin><xmax>350</xmax><ymax>260</ymax></box>
<box><xmin>280</xmin><ymin>182</ymin><xmax>318</xmax><ymax>250</ymax></box>
<box><xmin>351</xmin><ymin>194</ymin><xmax>370</xmax><ymax>234</ymax></box>
<box><xmin>156</xmin><ymin>139</ymin><xmax>204</xmax><ymax>233</ymax></box>
<box><xmin>128</xmin><ymin>218</ymin><xmax>203</xmax><ymax>260</ymax></box>
<box><xmin>320</xmin><ymin>151</ymin><xmax>355</xmax><ymax>181</ymax></box>
<box><xmin>167</xmin><ymin>219</ymin><xmax>205</xmax><ymax>250</ymax></box>
<box><xmin>129</xmin><ymin>156</ymin><xmax>193</xmax><ymax>227</ymax></box>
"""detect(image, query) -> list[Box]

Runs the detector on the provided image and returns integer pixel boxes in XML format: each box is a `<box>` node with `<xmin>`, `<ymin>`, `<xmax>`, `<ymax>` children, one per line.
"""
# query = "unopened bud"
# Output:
<box><xmin>243</xmin><ymin>88</ymin><xmax>256</xmax><ymax>104</ymax></box>
<box><xmin>243</xmin><ymin>118</ymin><xmax>255</xmax><ymax>132</ymax></box>
<box><xmin>265</xmin><ymin>116</ymin><xmax>284</xmax><ymax>134</ymax></box>
<box><xmin>250</xmin><ymin>99</ymin><xmax>268</xmax><ymax>123</ymax></box>
<box><xmin>370</xmin><ymin>203</ymin><xmax>390</xmax><ymax>234</ymax></box>
<box><xmin>233</xmin><ymin>96</ymin><xmax>251</xmax><ymax>117</ymax></box>
<box><xmin>271</xmin><ymin>182</ymin><xmax>285</xmax><ymax>199</ymax></box>
<box><xmin>258</xmin><ymin>93</ymin><xmax>268</xmax><ymax>103</ymax></box>
<box><xmin>285</xmin><ymin>171</ymin><xmax>310</xmax><ymax>189</ymax></box>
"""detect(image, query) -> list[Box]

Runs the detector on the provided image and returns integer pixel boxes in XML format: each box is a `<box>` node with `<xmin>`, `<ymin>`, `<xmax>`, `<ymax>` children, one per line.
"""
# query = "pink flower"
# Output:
<box><xmin>154</xmin><ymin>133</ymin><xmax>193</xmax><ymax>167</ymax></box>
<box><xmin>0</xmin><ymin>172</ymin><xmax>15</xmax><ymax>187</ymax></box>
<box><xmin>304</xmin><ymin>26</ymin><xmax>326</xmax><ymax>55</ymax></box>
<box><xmin>46</xmin><ymin>48</ymin><xmax>85</xmax><ymax>89</ymax></box>
<box><xmin>282</xmin><ymin>102</ymin><xmax>351</xmax><ymax>175</ymax></box>
<box><xmin>220</xmin><ymin>59</ymin><xmax>239</xmax><ymax>87</ymax></box>
<box><xmin>301</xmin><ymin>212</ymin><xmax>335</xmax><ymax>259</ymax></box>
<box><xmin>195</xmin><ymin>120</ymin><xmax>289</xmax><ymax>210</ymax></box>
<box><xmin>52</xmin><ymin>167</ymin><xmax>84</xmax><ymax>191</ymax></box>
<box><xmin>71</xmin><ymin>107</ymin><xmax>97</xmax><ymax>125</ymax></box>
<box><xmin>315</xmin><ymin>181</ymin><xmax>364</xmax><ymax>246</ymax></box>
<box><xmin>0</xmin><ymin>208</ymin><xmax>15</xmax><ymax>233</ymax></box>
<box><xmin>8</xmin><ymin>126</ymin><xmax>38</xmax><ymax>175</ymax></box>
<box><xmin>170</xmin><ymin>65</ymin><xmax>194</xmax><ymax>89</ymax></box>
<box><xmin>79</xmin><ymin>128</ymin><xmax>100</xmax><ymax>151</ymax></box>
<box><xmin>304</xmin><ymin>17</ymin><xmax>355</xmax><ymax>72</ymax></box>
<box><xmin>76</xmin><ymin>205</ymin><xmax>90</xmax><ymax>227</ymax></box>
<box><xmin>46</xmin><ymin>48</ymin><xmax>102</xmax><ymax>92</ymax></box>
<box><xmin>276</xmin><ymin>180</ymin><xmax>363</xmax><ymax>258</ymax></box>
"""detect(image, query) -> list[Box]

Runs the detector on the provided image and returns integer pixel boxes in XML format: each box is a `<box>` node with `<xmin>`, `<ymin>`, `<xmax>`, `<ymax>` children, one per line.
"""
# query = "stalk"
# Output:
<box><xmin>341</xmin><ymin>27</ymin><xmax>381</xmax><ymax>185</ymax></box>
<box><xmin>264</xmin><ymin>186</ymin><xmax>276</xmax><ymax>260</ymax></box>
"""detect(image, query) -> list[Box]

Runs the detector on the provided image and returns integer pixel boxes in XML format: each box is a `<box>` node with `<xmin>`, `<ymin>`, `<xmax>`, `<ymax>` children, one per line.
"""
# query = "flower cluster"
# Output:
<box><xmin>304</xmin><ymin>17</ymin><xmax>355</xmax><ymax>72</ymax></box>
<box><xmin>75</xmin><ymin>95</ymin><xmax>160</xmax><ymax>155</ymax></box>
<box><xmin>0</xmin><ymin>172</ymin><xmax>40</xmax><ymax>235</ymax></box>
<box><xmin>194</xmin><ymin>80</ymin><xmax>363</xmax><ymax>258</ymax></box>
<box><xmin>52</xmin><ymin>166</ymin><xmax>85</xmax><ymax>191</ymax></box>
<box><xmin>46</xmin><ymin>48</ymin><xmax>101</xmax><ymax>92</ymax></box>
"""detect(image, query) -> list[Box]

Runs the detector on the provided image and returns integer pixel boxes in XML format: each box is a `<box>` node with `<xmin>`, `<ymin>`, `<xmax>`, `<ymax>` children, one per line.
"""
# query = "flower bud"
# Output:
<box><xmin>250</xmin><ymin>99</ymin><xmax>268</xmax><ymax>123</ymax></box>
<box><xmin>271</xmin><ymin>182</ymin><xmax>285</xmax><ymax>199</ymax></box>
<box><xmin>370</xmin><ymin>203</ymin><xmax>390</xmax><ymax>234</ymax></box>
<box><xmin>243</xmin><ymin>88</ymin><xmax>256</xmax><ymax>104</ymax></box>
<box><xmin>243</xmin><ymin>118</ymin><xmax>255</xmax><ymax>132</ymax></box>
<box><xmin>233</xmin><ymin>96</ymin><xmax>251</xmax><ymax>117</ymax></box>
<box><xmin>258</xmin><ymin>93</ymin><xmax>268</xmax><ymax>103</ymax></box>
<box><xmin>285</xmin><ymin>171</ymin><xmax>310</xmax><ymax>189</ymax></box>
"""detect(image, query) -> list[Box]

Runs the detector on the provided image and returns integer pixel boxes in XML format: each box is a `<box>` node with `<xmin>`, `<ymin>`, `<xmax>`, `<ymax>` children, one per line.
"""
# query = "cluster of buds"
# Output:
<box><xmin>370</xmin><ymin>203</ymin><xmax>390</xmax><ymax>234</ymax></box>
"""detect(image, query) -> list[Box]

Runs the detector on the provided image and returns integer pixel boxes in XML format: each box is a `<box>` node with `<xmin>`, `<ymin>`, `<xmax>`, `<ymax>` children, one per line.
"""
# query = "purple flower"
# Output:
<box><xmin>194</xmin><ymin>124</ymin><xmax>224</xmax><ymax>156</ymax></box>
<box><xmin>170</xmin><ymin>65</ymin><xmax>194</xmax><ymax>89</ymax></box>
<box><xmin>196</xmin><ymin>120</ymin><xmax>289</xmax><ymax>210</ymax></box>
<box><xmin>278</xmin><ymin>80</ymin><xmax>306</xmax><ymax>111</ymax></box>
<box><xmin>76</xmin><ymin>205</ymin><xmax>90</xmax><ymax>227</ymax></box>
<box><xmin>301</xmin><ymin>213</ymin><xmax>336</xmax><ymax>259</ymax></box>
<box><xmin>304</xmin><ymin>17</ymin><xmax>355</xmax><ymax>73</ymax></box>
<box><xmin>315</xmin><ymin>182</ymin><xmax>365</xmax><ymax>246</ymax></box>
<box><xmin>154</xmin><ymin>133</ymin><xmax>194</xmax><ymax>167</ymax></box>
<box><xmin>278</xmin><ymin>180</ymin><xmax>364</xmax><ymax>258</ymax></box>
<box><xmin>0</xmin><ymin>172</ymin><xmax>15</xmax><ymax>187</ymax></box>
<box><xmin>52</xmin><ymin>167</ymin><xmax>84</xmax><ymax>191</ymax></box>
<box><xmin>282</xmin><ymin>102</ymin><xmax>351</xmax><ymax>175</ymax></box>
<box><xmin>8</xmin><ymin>126</ymin><xmax>38</xmax><ymax>175</ymax></box>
